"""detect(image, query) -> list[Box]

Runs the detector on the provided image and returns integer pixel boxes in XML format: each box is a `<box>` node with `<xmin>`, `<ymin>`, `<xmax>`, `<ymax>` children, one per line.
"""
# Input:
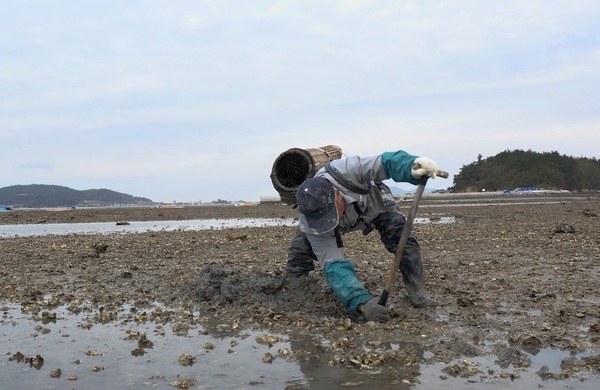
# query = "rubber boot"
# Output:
<box><xmin>285</xmin><ymin>258</ymin><xmax>315</xmax><ymax>277</ymax></box>
<box><xmin>400</xmin><ymin>247</ymin><xmax>437</xmax><ymax>308</ymax></box>
<box><xmin>286</xmin><ymin>230</ymin><xmax>316</xmax><ymax>277</ymax></box>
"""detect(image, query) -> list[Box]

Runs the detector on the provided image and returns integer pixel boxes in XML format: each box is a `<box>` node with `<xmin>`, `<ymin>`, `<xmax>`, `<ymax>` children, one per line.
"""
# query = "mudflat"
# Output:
<box><xmin>1</xmin><ymin>193</ymin><xmax>600</xmax><ymax>387</ymax></box>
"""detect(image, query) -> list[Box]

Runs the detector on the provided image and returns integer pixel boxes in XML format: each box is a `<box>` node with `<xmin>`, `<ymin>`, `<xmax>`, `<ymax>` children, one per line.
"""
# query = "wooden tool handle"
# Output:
<box><xmin>436</xmin><ymin>170</ymin><xmax>449</xmax><ymax>178</ymax></box>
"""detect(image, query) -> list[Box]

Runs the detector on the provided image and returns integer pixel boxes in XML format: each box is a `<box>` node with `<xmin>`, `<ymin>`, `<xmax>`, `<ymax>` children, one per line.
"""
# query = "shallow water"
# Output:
<box><xmin>1</xmin><ymin>302</ymin><xmax>304</xmax><ymax>389</ymax></box>
<box><xmin>2</xmin><ymin>301</ymin><xmax>599</xmax><ymax>389</ymax></box>
<box><xmin>0</xmin><ymin>218</ymin><xmax>298</xmax><ymax>238</ymax></box>
<box><xmin>0</xmin><ymin>217</ymin><xmax>454</xmax><ymax>238</ymax></box>
<box><xmin>0</xmin><ymin>302</ymin><xmax>417</xmax><ymax>389</ymax></box>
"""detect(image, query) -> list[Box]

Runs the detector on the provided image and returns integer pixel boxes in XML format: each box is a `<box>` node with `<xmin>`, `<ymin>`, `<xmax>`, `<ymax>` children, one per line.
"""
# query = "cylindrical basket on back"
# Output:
<box><xmin>270</xmin><ymin>145</ymin><xmax>343</xmax><ymax>204</ymax></box>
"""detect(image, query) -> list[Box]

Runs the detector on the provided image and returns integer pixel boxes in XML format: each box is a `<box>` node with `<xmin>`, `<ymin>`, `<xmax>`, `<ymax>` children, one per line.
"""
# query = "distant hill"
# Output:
<box><xmin>451</xmin><ymin>150</ymin><xmax>600</xmax><ymax>192</ymax></box>
<box><xmin>0</xmin><ymin>184</ymin><xmax>153</xmax><ymax>208</ymax></box>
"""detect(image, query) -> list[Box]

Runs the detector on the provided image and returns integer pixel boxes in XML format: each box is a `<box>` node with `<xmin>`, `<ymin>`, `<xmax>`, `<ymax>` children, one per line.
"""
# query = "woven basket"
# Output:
<box><xmin>270</xmin><ymin>145</ymin><xmax>343</xmax><ymax>204</ymax></box>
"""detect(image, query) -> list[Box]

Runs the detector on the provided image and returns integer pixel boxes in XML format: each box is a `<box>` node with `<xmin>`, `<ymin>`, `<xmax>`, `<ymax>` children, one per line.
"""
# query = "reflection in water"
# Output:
<box><xmin>1</xmin><ymin>302</ymin><xmax>305</xmax><ymax>389</ymax></box>
<box><xmin>2</xmin><ymin>300</ymin><xmax>600</xmax><ymax>389</ymax></box>
<box><xmin>0</xmin><ymin>301</ymin><xmax>418</xmax><ymax>389</ymax></box>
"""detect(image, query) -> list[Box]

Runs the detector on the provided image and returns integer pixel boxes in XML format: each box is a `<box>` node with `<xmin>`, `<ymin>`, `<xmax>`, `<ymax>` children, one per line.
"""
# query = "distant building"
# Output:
<box><xmin>260</xmin><ymin>196</ymin><xmax>284</xmax><ymax>205</ymax></box>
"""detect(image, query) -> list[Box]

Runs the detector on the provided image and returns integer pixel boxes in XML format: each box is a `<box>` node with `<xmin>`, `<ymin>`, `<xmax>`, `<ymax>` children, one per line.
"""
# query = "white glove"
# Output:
<box><xmin>411</xmin><ymin>157</ymin><xmax>438</xmax><ymax>179</ymax></box>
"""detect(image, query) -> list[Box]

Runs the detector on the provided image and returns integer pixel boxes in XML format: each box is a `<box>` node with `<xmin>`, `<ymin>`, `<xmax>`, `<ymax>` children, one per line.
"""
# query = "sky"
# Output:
<box><xmin>1</xmin><ymin>1</ymin><xmax>599</xmax><ymax>203</ymax></box>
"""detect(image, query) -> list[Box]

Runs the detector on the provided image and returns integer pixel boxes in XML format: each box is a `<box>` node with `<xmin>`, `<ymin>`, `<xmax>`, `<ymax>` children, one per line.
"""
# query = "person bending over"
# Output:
<box><xmin>287</xmin><ymin>150</ymin><xmax>439</xmax><ymax>322</ymax></box>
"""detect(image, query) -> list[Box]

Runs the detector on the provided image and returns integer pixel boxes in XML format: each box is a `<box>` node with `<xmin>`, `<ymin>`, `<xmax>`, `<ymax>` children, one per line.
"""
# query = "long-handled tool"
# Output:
<box><xmin>378</xmin><ymin>168</ymin><xmax>449</xmax><ymax>306</ymax></box>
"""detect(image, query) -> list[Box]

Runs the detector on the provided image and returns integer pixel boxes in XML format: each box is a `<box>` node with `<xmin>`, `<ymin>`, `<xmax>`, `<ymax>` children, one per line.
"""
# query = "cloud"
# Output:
<box><xmin>1</xmin><ymin>1</ymin><xmax>599</xmax><ymax>201</ymax></box>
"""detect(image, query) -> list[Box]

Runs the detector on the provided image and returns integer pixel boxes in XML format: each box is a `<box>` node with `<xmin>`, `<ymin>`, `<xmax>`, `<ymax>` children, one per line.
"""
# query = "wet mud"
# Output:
<box><xmin>1</xmin><ymin>194</ymin><xmax>600</xmax><ymax>388</ymax></box>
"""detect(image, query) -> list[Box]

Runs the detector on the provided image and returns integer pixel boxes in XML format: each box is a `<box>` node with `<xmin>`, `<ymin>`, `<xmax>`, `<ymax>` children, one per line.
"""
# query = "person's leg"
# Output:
<box><xmin>286</xmin><ymin>228</ymin><xmax>317</xmax><ymax>276</ymax></box>
<box><xmin>371</xmin><ymin>185</ymin><xmax>436</xmax><ymax>307</ymax></box>
<box><xmin>397</xmin><ymin>241</ymin><xmax>436</xmax><ymax>307</ymax></box>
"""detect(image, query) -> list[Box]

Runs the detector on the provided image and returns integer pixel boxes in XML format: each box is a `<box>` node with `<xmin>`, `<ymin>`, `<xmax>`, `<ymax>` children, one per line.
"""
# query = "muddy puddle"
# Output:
<box><xmin>2</xmin><ymin>299</ymin><xmax>599</xmax><ymax>389</ymax></box>
<box><xmin>1</xmin><ymin>301</ymin><xmax>304</xmax><ymax>388</ymax></box>
<box><xmin>1</xmin><ymin>300</ymin><xmax>417</xmax><ymax>389</ymax></box>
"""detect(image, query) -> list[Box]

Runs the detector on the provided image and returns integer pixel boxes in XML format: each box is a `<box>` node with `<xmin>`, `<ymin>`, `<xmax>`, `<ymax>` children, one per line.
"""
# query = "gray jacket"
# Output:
<box><xmin>298</xmin><ymin>154</ymin><xmax>391</xmax><ymax>268</ymax></box>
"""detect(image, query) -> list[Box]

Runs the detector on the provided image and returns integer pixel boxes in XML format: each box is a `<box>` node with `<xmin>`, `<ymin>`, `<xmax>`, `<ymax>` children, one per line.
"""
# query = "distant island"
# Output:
<box><xmin>0</xmin><ymin>185</ymin><xmax>256</xmax><ymax>209</ymax></box>
<box><xmin>451</xmin><ymin>149</ymin><xmax>600</xmax><ymax>192</ymax></box>
<box><xmin>0</xmin><ymin>184</ymin><xmax>153</xmax><ymax>208</ymax></box>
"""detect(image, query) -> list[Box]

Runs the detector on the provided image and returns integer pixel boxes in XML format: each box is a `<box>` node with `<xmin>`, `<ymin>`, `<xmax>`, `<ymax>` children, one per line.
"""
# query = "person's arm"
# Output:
<box><xmin>324</xmin><ymin>155</ymin><xmax>390</xmax><ymax>187</ymax></box>
<box><xmin>324</xmin><ymin>151</ymin><xmax>434</xmax><ymax>187</ymax></box>
<box><xmin>303</xmin><ymin>233</ymin><xmax>368</xmax><ymax>311</ymax></box>
<box><xmin>304</xmin><ymin>233</ymin><xmax>390</xmax><ymax>322</ymax></box>
<box><xmin>381</xmin><ymin>150</ymin><xmax>420</xmax><ymax>185</ymax></box>
<box><xmin>323</xmin><ymin>260</ymin><xmax>390</xmax><ymax>322</ymax></box>
<box><xmin>323</xmin><ymin>260</ymin><xmax>372</xmax><ymax>311</ymax></box>
<box><xmin>382</xmin><ymin>151</ymin><xmax>439</xmax><ymax>184</ymax></box>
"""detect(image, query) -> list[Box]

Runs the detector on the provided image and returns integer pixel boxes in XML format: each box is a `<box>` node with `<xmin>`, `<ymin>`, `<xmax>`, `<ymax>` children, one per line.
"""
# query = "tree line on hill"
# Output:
<box><xmin>0</xmin><ymin>184</ymin><xmax>153</xmax><ymax>208</ymax></box>
<box><xmin>450</xmin><ymin>149</ymin><xmax>600</xmax><ymax>192</ymax></box>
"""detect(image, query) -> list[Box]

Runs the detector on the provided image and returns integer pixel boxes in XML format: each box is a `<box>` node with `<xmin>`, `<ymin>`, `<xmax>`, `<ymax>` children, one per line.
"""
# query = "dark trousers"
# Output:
<box><xmin>286</xmin><ymin>193</ymin><xmax>421</xmax><ymax>277</ymax></box>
